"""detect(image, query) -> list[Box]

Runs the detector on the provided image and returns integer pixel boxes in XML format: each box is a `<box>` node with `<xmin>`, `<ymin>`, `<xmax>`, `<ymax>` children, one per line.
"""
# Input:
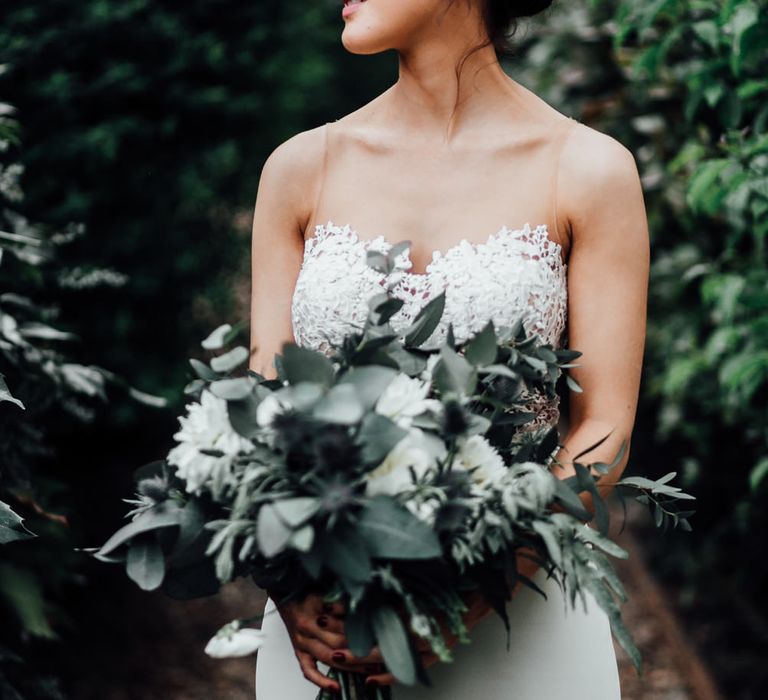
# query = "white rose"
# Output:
<box><xmin>374</xmin><ymin>373</ymin><xmax>441</xmax><ymax>429</ymax></box>
<box><xmin>366</xmin><ymin>428</ymin><xmax>445</xmax><ymax>497</ymax></box>
<box><xmin>167</xmin><ymin>389</ymin><xmax>255</xmax><ymax>494</ymax></box>
<box><xmin>453</xmin><ymin>434</ymin><xmax>508</xmax><ymax>487</ymax></box>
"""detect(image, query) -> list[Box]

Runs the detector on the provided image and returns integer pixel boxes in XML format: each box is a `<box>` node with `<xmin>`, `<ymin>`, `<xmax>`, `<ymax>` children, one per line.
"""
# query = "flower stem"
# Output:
<box><xmin>339</xmin><ymin>670</ymin><xmax>351</xmax><ymax>700</ymax></box>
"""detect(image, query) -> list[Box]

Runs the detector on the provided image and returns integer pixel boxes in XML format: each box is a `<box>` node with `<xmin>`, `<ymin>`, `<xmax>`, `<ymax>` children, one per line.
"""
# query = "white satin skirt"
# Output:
<box><xmin>255</xmin><ymin>566</ymin><xmax>621</xmax><ymax>699</ymax></box>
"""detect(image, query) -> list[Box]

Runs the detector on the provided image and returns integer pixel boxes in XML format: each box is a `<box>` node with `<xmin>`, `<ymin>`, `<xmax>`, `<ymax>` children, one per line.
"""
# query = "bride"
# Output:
<box><xmin>248</xmin><ymin>0</ymin><xmax>649</xmax><ymax>697</ymax></box>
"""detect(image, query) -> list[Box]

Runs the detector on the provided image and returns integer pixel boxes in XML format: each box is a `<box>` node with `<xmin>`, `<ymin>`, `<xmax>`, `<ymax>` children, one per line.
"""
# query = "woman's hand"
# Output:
<box><xmin>275</xmin><ymin>593</ymin><xmax>382</xmax><ymax>692</ymax></box>
<box><xmin>362</xmin><ymin>590</ymin><xmax>495</xmax><ymax>688</ymax></box>
<box><xmin>363</xmin><ymin>550</ymin><xmax>543</xmax><ymax>688</ymax></box>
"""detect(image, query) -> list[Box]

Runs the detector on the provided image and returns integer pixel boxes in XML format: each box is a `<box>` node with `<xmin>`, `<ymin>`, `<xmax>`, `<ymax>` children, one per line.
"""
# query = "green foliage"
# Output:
<box><xmin>0</xmin><ymin>1</ymin><xmax>394</xmax><ymax>414</ymax></box>
<box><xmin>515</xmin><ymin>0</ymin><xmax>767</xmax><ymax>693</ymax></box>
<box><xmin>0</xmin><ymin>6</ymin><xmax>392</xmax><ymax>694</ymax></box>
<box><xmin>0</xmin><ymin>89</ymin><xmax>166</xmax><ymax>697</ymax></box>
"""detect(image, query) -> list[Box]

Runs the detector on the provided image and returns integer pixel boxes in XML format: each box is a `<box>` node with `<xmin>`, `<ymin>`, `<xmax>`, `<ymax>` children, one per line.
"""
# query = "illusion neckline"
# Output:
<box><xmin>303</xmin><ymin>220</ymin><xmax>567</xmax><ymax>278</ymax></box>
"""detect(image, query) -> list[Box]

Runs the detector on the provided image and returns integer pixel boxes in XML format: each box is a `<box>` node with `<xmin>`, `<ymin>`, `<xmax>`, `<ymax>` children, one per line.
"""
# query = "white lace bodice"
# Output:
<box><xmin>291</xmin><ymin>220</ymin><xmax>568</xmax><ymax>432</ymax></box>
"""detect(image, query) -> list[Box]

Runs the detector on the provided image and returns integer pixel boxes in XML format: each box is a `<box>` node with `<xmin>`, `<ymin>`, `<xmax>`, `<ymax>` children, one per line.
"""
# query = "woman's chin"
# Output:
<box><xmin>341</xmin><ymin>31</ymin><xmax>389</xmax><ymax>56</ymax></box>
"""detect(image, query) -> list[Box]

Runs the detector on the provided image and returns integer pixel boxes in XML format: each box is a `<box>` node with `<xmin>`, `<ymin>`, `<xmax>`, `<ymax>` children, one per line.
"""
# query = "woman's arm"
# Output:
<box><xmin>249</xmin><ymin>128</ymin><xmax>322</xmax><ymax>380</ymax></box>
<box><xmin>250</xmin><ymin>126</ymin><xmax>359</xmax><ymax>693</ymax></box>
<box><xmin>551</xmin><ymin>124</ymin><xmax>650</xmax><ymax>504</ymax></box>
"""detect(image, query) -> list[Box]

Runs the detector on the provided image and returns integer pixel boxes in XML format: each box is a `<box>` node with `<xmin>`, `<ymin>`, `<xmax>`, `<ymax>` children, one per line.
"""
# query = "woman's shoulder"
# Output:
<box><xmin>557</xmin><ymin>118</ymin><xmax>646</xmax><ymax>244</ymax></box>
<box><xmin>255</xmin><ymin>124</ymin><xmax>329</xmax><ymax>227</ymax></box>
<box><xmin>260</xmin><ymin>123</ymin><xmax>328</xmax><ymax>185</ymax></box>
<box><xmin>556</xmin><ymin>113</ymin><xmax>639</xmax><ymax>188</ymax></box>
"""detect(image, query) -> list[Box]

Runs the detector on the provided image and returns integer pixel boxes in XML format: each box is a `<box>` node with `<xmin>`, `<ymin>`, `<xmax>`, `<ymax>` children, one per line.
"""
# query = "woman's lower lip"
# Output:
<box><xmin>342</xmin><ymin>1</ymin><xmax>365</xmax><ymax>19</ymax></box>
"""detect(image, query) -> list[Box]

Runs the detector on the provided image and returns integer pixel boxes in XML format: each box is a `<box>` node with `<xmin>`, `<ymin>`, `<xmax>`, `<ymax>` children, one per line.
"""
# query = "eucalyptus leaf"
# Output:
<box><xmin>210</xmin><ymin>377</ymin><xmax>254</xmax><ymax>401</ymax></box>
<box><xmin>359</xmin><ymin>497</ymin><xmax>442</xmax><ymax>560</ymax></box>
<box><xmin>337</xmin><ymin>366</ymin><xmax>398</xmax><ymax>410</ymax></box>
<box><xmin>210</xmin><ymin>346</ymin><xmax>249</xmax><ymax>373</ymax></box>
<box><xmin>0</xmin><ymin>374</ymin><xmax>25</xmax><ymax>410</ymax></box>
<box><xmin>433</xmin><ymin>344</ymin><xmax>476</xmax><ymax>396</ymax></box>
<box><xmin>312</xmin><ymin>383</ymin><xmax>365</xmax><ymax>424</ymax></box>
<box><xmin>322</xmin><ymin>528</ymin><xmax>372</xmax><ymax>584</ymax></box>
<box><xmin>273</xmin><ymin>498</ymin><xmax>321</xmax><ymax>528</ymax></box>
<box><xmin>464</xmin><ymin>320</ymin><xmax>497</xmax><ymax>366</ymax></box>
<box><xmin>372</xmin><ymin>606</ymin><xmax>416</xmax><ymax>685</ymax></box>
<box><xmin>403</xmin><ymin>291</ymin><xmax>446</xmax><ymax>347</ymax></box>
<box><xmin>257</xmin><ymin>504</ymin><xmax>293</xmax><ymax>558</ymax></box>
<box><xmin>344</xmin><ymin>600</ymin><xmax>376</xmax><ymax>658</ymax></box>
<box><xmin>202</xmin><ymin>323</ymin><xmax>233</xmax><ymax>350</ymax></box>
<box><xmin>0</xmin><ymin>501</ymin><xmax>35</xmax><ymax>544</ymax></box>
<box><xmin>356</xmin><ymin>413</ymin><xmax>408</xmax><ymax>465</ymax></box>
<box><xmin>98</xmin><ymin>502</ymin><xmax>183</xmax><ymax>556</ymax></box>
<box><xmin>281</xmin><ymin>343</ymin><xmax>335</xmax><ymax>387</ymax></box>
<box><xmin>126</xmin><ymin>537</ymin><xmax>166</xmax><ymax>591</ymax></box>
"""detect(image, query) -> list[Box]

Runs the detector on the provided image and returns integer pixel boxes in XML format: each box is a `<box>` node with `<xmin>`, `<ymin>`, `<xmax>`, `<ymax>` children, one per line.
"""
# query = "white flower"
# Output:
<box><xmin>409</xmin><ymin>613</ymin><xmax>432</xmax><ymax>638</ymax></box>
<box><xmin>404</xmin><ymin>497</ymin><xmax>441</xmax><ymax>526</ymax></box>
<box><xmin>453</xmin><ymin>434</ymin><xmax>508</xmax><ymax>487</ymax></box>
<box><xmin>419</xmin><ymin>353</ymin><xmax>441</xmax><ymax>382</ymax></box>
<box><xmin>205</xmin><ymin>622</ymin><xmax>266</xmax><ymax>658</ymax></box>
<box><xmin>366</xmin><ymin>428</ymin><xmax>445</xmax><ymax>497</ymax></box>
<box><xmin>256</xmin><ymin>393</ymin><xmax>288</xmax><ymax>427</ymax></box>
<box><xmin>167</xmin><ymin>389</ymin><xmax>255</xmax><ymax>494</ymax></box>
<box><xmin>374</xmin><ymin>373</ymin><xmax>441</xmax><ymax>429</ymax></box>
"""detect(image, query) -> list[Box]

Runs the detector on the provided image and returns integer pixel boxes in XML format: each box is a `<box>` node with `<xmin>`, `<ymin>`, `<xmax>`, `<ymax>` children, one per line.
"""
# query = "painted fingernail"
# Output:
<box><xmin>332</xmin><ymin>652</ymin><xmax>346</xmax><ymax>663</ymax></box>
<box><xmin>317</xmin><ymin>615</ymin><xmax>328</xmax><ymax>628</ymax></box>
<box><xmin>365</xmin><ymin>678</ymin><xmax>379</xmax><ymax>687</ymax></box>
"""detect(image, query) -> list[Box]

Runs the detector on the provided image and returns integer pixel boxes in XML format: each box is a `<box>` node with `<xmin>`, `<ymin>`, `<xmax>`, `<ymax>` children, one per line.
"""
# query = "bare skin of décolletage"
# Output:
<box><xmin>248</xmin><ymin>0</ymin><xmax>649</xmax><ymax>691</ymax></box>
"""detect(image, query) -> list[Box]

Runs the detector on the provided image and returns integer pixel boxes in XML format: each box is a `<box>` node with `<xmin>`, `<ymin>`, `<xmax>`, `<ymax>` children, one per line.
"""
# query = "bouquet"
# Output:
<box><xmin>93</xmin><ymin>241</ymin><xmax>694</xmax><ymax>698</ymax></box>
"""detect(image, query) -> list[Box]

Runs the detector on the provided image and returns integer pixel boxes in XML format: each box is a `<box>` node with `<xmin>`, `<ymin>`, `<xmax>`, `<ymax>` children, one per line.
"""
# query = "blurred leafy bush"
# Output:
<box><xmin>515</xmin><ymin>0</ymin><xmax>767</xmax><ymax>694</ymax></box>
<box><xmin>0</xmin><ymin>0</ymin><xmax>393</xmax><ymax>416</ymax></box>
<box><xmin>0</xmin><ymin>2</ymin><xmax>393</xmax><ymax>694</ymax></box>
<box><xmin>0</xmin><ymin>87</ymin><xmax>170</xmax><ymax>698</ymax></box>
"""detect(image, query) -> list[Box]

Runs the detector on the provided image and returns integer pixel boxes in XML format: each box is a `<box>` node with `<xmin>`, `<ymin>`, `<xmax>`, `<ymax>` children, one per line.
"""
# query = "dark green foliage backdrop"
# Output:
<box><xmin>515</xmin><ymin>2</ymin><xmax>768</xmax><ymax>696</ymax></box>
<box><xmin>0</xmin><ymin>0</ymin><xmax>394</xmax><ymax>412</ymax></box>
<box><xmin>0</xmin><ymin>2</ymin><xmax>394</xmax><ymax>696</ymax></box>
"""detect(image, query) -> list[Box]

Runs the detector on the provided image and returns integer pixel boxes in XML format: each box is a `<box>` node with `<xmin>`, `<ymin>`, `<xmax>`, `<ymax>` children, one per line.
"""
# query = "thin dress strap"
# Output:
<box><xmin>308</xmin><ymin>121</ymin><xmax>331</xmax><ymax>235</ymax></box>
<box><xmin>549</xmin><ymin>116</ymin><xmax>579</xmax><ymax>249</ymax></box>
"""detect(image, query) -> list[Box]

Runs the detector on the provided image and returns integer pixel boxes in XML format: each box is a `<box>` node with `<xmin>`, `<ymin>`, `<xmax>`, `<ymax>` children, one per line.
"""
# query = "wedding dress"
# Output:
<box><xmin>255</xmin><ymin>118</ymin><xmax>622</xmax><ymax>698</ymax></box>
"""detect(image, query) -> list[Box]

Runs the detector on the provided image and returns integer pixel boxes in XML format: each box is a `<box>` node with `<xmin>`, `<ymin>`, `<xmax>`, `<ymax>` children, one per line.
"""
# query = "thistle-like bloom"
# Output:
<box><xmin>167</xmin><ymin>390</ymin><xmax>255</xmax><ymax>494</ymax></box>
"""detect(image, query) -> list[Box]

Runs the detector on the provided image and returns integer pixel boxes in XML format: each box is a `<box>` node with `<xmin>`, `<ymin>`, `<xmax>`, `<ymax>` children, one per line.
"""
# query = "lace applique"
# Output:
<box><xmin>291</xmin><ymin>221</ymin><xmax>569</xmax><ymax>435</ymax></box>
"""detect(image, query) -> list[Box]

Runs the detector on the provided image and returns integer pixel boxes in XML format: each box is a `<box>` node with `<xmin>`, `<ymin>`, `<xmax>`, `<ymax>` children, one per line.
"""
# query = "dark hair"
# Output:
<box><xmin>442</xmin><ymin>0</ymin><xmax>555</xmax><ymax>125</ymax></box>
<box><xmin>484</xmin><ymin>0</ymin><xmax>555</xmax><ymax>54</ymax></box>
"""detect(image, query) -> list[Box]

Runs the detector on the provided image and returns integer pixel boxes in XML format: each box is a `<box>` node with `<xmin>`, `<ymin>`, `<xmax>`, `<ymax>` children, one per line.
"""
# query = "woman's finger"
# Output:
<box><xmin>295</xmin><ymin>650</ymin><xmax>339</xmax><ymax>692</ymax></box>
<box><xmin>316</xmin><ymin>613</ymin><xmax>346</xmax><ymax>636</ymax></box>
<box><xmin>334</xmin><ymin>644</ymin><xmax>384</xmax><ymax>665</ymax></box>
<box><xmin>365</xmin><ymin>671</ymin><xmax>396</xmax><ymax>687</ymax></box>
<box><xmin>299</xmin><ymin>637</ymin><xmax>372</xmax><ymax>674</ymax></box>
<box><xmin>312</xmin><ymin>626</ymin><xmax>348</xmax><ymax>651</ymax></box>
<box><xmin>295</xmin><ymin>614</ymin><xmax>348</xmax><ymax>650</ymax></box>
<box><xmin>321</xmin><ymin>600</ymin><xmax>346</xmax><ymax>617</ymax></box>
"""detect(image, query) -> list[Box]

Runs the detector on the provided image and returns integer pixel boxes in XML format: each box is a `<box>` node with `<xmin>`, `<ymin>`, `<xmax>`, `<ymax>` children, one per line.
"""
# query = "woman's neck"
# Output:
<box><xmin>385</xmin><ymin>42</ymin><xmax>527</xmax><ymax>143</ymax></box>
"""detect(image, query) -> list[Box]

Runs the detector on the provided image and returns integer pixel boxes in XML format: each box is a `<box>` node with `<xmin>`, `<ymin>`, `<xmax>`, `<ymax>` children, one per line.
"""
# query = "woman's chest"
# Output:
<box><xmin>291</xmin><ymin>221</ymin><xmax>568</xmax><ymax>354</ymax></box>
